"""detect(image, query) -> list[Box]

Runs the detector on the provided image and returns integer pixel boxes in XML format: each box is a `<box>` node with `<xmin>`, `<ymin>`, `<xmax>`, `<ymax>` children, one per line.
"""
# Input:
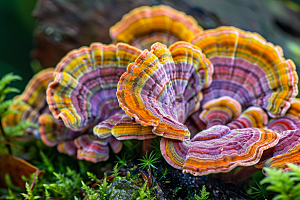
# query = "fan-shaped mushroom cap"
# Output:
<box><xmin>272</xmin><ymin>130</ymin><xmax>300</xmax><ymax>157</ymax></box>
<box><xmin>264</xmin><ymin>146</ymin><xmax>300</xmax><ymax>172</ymax></box>
<box><xmin>161</xmin><ymin>125</ymin><xmax>279</xmax><ymax>176</ymax></box>
<box><xmin>4</xmin><ymin>68</ymin><xmax>54</xmax><ymax>136</ymax></box>
<box><xmin>116</xmin><ymin>42</ymin><xmax>213</xmax><ymax>140</ymax></box>
<box><xmin>191</xmin><ymin>26</ymin><xmax>298</xmax><ymax>118</ymax></box>
<box><xmin>93</xmin><ymin>110</ymin><xmax>156</xmax><ymax>140</ymax></box>
<box><xmin>268</xmin><ymin>117</ymin><xmax>300</xmax><ymax>133</ymax></box>
<box><xmin>57</xmin><ymin>140</ymin><xmax>78</xmax><ymax>156</ymax></box>
<box><xmin>263</xmin><ymin>130</ymin><xmax>300</xmax><ymax>172</ymax></box>
<box><xmin>264</xmin><ymin>148</ymin><xmax>300</xmax><ymax>172</ymax></box>
<box><xmin>227</xmin><ymin>106</ymin><xmax>268</xmax><ymax>129</ymax></box>
<box><xmin>74</xmin><ymin>134</ymin><xmax>122</xmax><ymax>163</ymax></box>
<box><xmin>256</xmin><ymin>129</ymin><xmax>300</xmax><ymax>170</ymax></box>
<box><xmin>110</xmin><ymin>5</ymin><xmax>203</xmax><ymax>49</ymax></box>
<box><xmin>267</xmin><ymin>99</ymin><xmax>300</xmax><ymax>132</ymax></box>
<box><xmin>47</xmin><ymin>43</ymin><xmax>142</xmax><ymax>132</ymax></box>
<box><xmin>111</xmin><ymin>116</ymin><xmax>156</xmax><ymax>140</ymax></box>
<box><xmin>199</xmin><ymin>96</ymin><xmax>242</xmax><ymax>128</ymax></box>
<box><xmin>285</xmin><ymin>98</ymin><xmax>300</xmax><ymax>120</ymax></box>
<box><xmin>92</xmin><ymin>111</ymin><xmax>126</xmax><ymax>139</ymax></box>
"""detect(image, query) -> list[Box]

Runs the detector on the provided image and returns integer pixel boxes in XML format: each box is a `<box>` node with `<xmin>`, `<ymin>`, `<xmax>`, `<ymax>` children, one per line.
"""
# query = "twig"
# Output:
<box><xmin>30</xmin><ymin>169</ymin><xmax>40</xmax><ymax>191</ymax></box>
<box><xmin>0</xmin><ymin>139</ymin><xmax>20</xmax><ymax>146</ymax></box>
<box><xmin>24</xmin><ymin>169</ymin><xmax>40</xmax><ymax>200</ymax></box>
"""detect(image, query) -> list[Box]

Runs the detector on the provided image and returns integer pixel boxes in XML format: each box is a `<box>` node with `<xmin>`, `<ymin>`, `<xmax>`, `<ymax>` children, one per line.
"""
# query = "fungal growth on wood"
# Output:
<box><xmin>8</xmin><ymin>5</ymin><xmax>300</xmax><ymax>180</ymax></box>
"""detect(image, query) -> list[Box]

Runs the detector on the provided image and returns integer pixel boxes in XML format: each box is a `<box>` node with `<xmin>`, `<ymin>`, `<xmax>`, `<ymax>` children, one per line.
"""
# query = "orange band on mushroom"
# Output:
<box><xmin>117</xmin><ymin>42</ymin><xmax>213</xmax><ymax>140</ymax></box>
<box><xmin>227</xmin><ymin>106</ymin><xmax>268</xmax><ymax>129</ymax></box>
<box><xmin>191</xmin><ymin>26</ymin><xmax>298</xmax><ymax>118</ymax></box>
<box><xmin>110</xmin><ymin>5</ymin><xmax>203</xmax><ymax>49</ymax></box>
<box><xmin>199</xmin><ymin>96</ymin><xmax>242</xmax><ymax>128</ymax></box>
<box><xmin>161</xmin><ymin>125</ymin><xmax>279</xmax><ymax>176</ymax></box>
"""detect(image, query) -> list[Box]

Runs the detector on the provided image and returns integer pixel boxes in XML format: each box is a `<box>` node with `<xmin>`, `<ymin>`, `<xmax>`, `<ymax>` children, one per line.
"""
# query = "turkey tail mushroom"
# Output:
<box><xmin>191</xmin><ymin>26</ymin><xmax>298</xmax><ymax>118</ymax></box>
<box><xmin>116</xmin><ymin>41</ymin><xmax>213</xmax><ymax>141</ymax></box>
<box><xmin>161</xmin><ymin>125</ymin><xmax>280</xmax><ymax>176</ymax></box>
<box><xmin>199</xmin><ymin>96</ymin><xmax>242</xmax><ymax>128</ymax></box>
<box><xmin>267</xmin><ymin>98</ymin><xmax>300</xmax><ymax>133</ymax></box>
<box><xmin>227</xmin><ymin>106</ymin><xmax>268</xmax><ymax>129</ymax></box>
<box><xmin>47</xmin><ymin>43</ymin><xmax>142</xmax><ymax>133</ymax></box>
<box><xmin>256</xmin><ymin>129</ymin><xmax>300</xmax><ymax>172</ymax></box>
<box><xmin>110</xmin><ymin>5</ymin><xmax>203</xmax><ymax>49</ymax></box>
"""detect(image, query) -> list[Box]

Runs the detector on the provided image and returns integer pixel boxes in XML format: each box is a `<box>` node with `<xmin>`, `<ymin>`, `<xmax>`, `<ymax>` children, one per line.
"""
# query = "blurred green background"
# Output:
<box><xmin>0</xmin><ymin>0</ymin><xmax>37</xmax><ymax>94</ymax></box>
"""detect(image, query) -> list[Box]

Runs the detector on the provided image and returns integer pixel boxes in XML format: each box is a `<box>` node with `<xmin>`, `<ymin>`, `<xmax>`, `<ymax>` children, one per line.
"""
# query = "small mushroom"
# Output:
<box><xmin>268</xmin><ymin>117</ymin><xmax>300</xmax><ymax>134</ymax></box>
<box><xmin>272</xmin><ymin>130</ymin><xmax>300</xmax><ymax>157</ymax></box>
<box><xmin>110</xmin><ymin>5</ymin><xmax>203</xmax><ymax>49</ymax></box>
<box><xmin>259</xmin><ymin>100</ymin><xmax>300</xmax><ymax>171</ymax></box>
<box><xmin>264</xmin><ymin>146</ymin><xmax>300</xmax><ymax>172</ymax></box>
<box><xmin>227</xmin><ymin>106</ymin><xmax>268</xmax><ymax>129</ymax></box>
<box><xmin>57</xmin><ymin>140</ymin><xmax>78</xmax><ymax>156</ymax></box>
<box><xmin>256</xmin><ymin>128</ymin><xmax>300</xmax><ymax>169</ymax></box>
<box><xmin>199</xmin><ymin>96</ymin><xmax>242</xmax><ymax>128</ymax></box>
<box><xmin>191</xmin><ymin>26</ymin><xmax>298</xmax><ymax>118</ymax></box>
<box><xmin>267</xmin><ymin>98</ymin><xmax>300</xmax><ymax>133</ymax></box>
<box><xmin>263</xmin><ymin>130</ymin><xmax>300</xmax><ymax>172</ymax></box>
<box><xmin>93</xmin><ymin>111</ymin><xmax>126</xmax><ymax>139</ymax></box>
<box><xmin>116</xmin><ymin>41</ymin><xmax>213</xmax><ymax>140</ymax></box>
<box><xmin>161</xmin><ymin>125</ymin><xmax>279</xmax><ymax>176</ymax></box>
<box><xmin>74</xmin><ymin>134</ymin><xmax>122</xmax><ymax>163</ymax></box>
<box><xmin>285</xmin><ymin>98</ymin><xmax>300</xmax><ymax>121</ymax></box>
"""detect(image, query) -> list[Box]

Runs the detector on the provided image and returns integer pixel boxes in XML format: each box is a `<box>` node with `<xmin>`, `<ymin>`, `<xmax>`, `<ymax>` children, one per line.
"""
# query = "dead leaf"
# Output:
<box><xmin>0</xmin><ymin>154</ymin><xmax>45</xmax><ymax>190</ymax></box>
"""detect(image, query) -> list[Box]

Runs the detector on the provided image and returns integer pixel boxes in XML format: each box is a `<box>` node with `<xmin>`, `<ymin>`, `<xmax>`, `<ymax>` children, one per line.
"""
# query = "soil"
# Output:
<box><xmin>104</xmin><ymin>161</ymin><xmax>249</xmax><ymax>200</ymax></box>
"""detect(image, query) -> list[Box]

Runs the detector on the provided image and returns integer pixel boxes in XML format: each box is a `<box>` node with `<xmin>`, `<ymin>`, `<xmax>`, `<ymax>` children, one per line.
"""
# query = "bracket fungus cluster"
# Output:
<box><xmin>5</xmin><ymin>67</ymin><xmax>122</xmax><ymax>163</ymax></box>
<box><xmin>7</xmin><ymin>5</ymin><xmax>300</xmax><ymax>179</ymax></box>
